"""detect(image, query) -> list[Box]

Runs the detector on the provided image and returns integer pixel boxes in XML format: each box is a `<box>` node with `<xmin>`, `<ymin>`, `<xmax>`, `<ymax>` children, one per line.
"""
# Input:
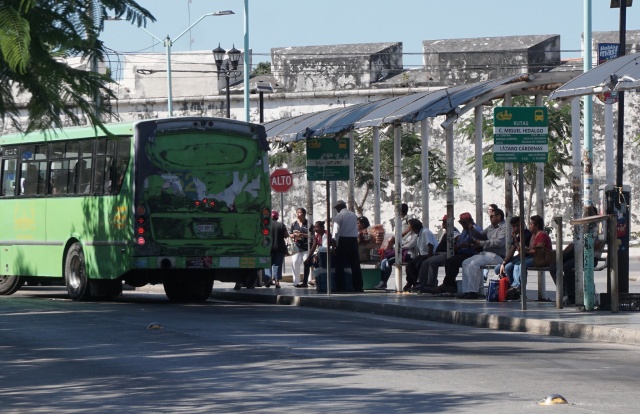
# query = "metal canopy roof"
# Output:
<box><xmin>549</xmin><ymin>52</ymin><xmax>640</xmax><ymax>100</ymax></box>
<box><xmin>264</xmin><ymin>74</ymin><xmax>532</xmax><ymax>142</ymax></box>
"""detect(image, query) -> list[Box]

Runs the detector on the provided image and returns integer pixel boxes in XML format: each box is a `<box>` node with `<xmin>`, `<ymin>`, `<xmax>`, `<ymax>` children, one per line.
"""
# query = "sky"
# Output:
<box><xmin>100</xmin><ymin>0</ymin><xmax>640</xmax><ymax>71</ymax></box>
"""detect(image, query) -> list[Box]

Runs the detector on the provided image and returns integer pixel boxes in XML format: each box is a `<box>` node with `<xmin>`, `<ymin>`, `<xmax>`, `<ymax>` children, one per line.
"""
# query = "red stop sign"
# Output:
<box><xmin>270</xmin><ymin>169</ymin><xmax>293</xmax><ymax>193</ymax></box>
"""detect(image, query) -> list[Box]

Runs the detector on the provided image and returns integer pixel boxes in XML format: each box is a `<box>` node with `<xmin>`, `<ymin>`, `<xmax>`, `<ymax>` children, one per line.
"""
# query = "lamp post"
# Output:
<box><xmin>254</xmin><ymin>81</ymin><xmax>274</xmax><ymax>123</ymax></box>
<box><xmin>212</xmin><ymin>44</ymin><xmax>243</xmax><ymax>118</ymax></box>
<box><xmin>610</xmin><ymin>0</ymin><xmax>633</xmax><ymax>294</ymax></box>
<box><xmin>132</xmin><ymin>10</ymin><xmax>234</xmax><ymax>117</ymax></box>
<box><xmin>610</xmin><ymin>0</ymin><xmax>632</xmax><ymax>187</ymax></box>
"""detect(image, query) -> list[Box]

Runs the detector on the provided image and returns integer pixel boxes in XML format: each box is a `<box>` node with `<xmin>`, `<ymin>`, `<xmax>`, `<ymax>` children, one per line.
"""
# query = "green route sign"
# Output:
<box><xmin>493</xmin><ymin>106</ymin><xmax>549</xmax><ymax>163</ymax></box>
<box><xmin>306</xmin><ymin>137</ymin><xmax>350</xmax><ymax>181</ymax></box>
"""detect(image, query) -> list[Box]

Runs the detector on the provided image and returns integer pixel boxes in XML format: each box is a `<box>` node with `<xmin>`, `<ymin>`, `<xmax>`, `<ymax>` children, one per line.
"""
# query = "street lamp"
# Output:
<box><xmin>212</xmin><ymin>44</ymin><xmax>243</xmax><ymax>118</ymax></box>
<box><xmin>610</xmin><ymin>0</ymin><xmax>632</xmax><ymax>188</ymax></box>
<box><xmin>130</xmin><ymin>10</ymin><xmax>234</xmax><ymax>117</ymax></box>
<box><xmin>254</xmin><ymin>81</ymin><xmax>274</xmax><ymax>123</ymax></box>
<box><xmin>610</xmin><ymin>0</ymin><xmax>632</xmax><ymax>294</ymax></box>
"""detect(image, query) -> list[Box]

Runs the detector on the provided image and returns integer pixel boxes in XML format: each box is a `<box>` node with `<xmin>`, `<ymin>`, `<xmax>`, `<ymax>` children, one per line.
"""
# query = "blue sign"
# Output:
<box><xmin>598</xmin><ymin>43</ymin><xmax>619</xmax><ymax>65</ymax></box>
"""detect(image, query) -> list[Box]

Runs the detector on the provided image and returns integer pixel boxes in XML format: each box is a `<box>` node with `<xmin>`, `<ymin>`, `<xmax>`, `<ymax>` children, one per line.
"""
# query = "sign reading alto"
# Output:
<box><xmin>306</xmin><ymin>137</ymin><xmax>350</xmax><ymax>181</ymax></box>
<box><xmin>493</xmin><ymin>106</ymin><xmax>549</xmax><ymax>163</ymax></box>
<box><xmin>270</xmin><ymin>169</ymin><xmax>293</xmax><ymax>192</ymax></box>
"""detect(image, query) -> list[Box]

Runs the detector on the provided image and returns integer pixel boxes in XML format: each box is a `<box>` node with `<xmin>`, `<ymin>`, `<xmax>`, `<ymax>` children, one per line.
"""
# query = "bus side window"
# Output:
<box><xmin>1</xmin><ymin>159</ymin><xmax>16</xmax><ymax>197</ymax></box>
<box><xmin>22</xmin><ymin>163</ymin><xmax>39</xmax><ymax>195</ymax></box>
<box><xmin>73</xmin><ymin>159</ymin><xmax>92</xmax><ymax>194</ymax></box>
<box><xmin>50</xmin><ymin>161</ymin><xmax>69</xmax><ymax>195</ymax></box>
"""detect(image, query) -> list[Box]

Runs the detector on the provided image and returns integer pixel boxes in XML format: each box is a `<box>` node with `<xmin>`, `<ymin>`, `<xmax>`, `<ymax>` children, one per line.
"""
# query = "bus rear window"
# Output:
<box><xmin>145</xmin><ymin>133</ymin><xmax>258</xmax><ymax>171</ymax></box>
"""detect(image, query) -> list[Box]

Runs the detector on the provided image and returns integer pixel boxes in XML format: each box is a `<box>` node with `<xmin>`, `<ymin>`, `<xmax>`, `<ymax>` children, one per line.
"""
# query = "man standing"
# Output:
<box><xmin>332</xmin><ymin>200</ymin><xmax>363</xmax><ymax>292</ymax></box>
<box><xmin>459</xmin><ymin>207</ymin><xmax>507</xmax><ymax>299</ymax></box>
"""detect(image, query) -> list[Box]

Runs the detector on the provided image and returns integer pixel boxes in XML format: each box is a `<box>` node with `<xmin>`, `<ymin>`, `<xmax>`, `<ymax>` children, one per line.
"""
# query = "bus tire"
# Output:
<box><xmin>65</xmin><ymin>243</ymin><xmax>91</xmax><ymax>301</ymax></box>
<box><xmin>186</xmin><ymin>276</ymin><xmax>214</xmax><ymax>302</ymax></box>
<box><xmin>0</xmin><ymin>275</ymin><xmax>24</xmax><ymax>295</ymax></box>
<box><xmin>163</xmin><ymin>277</ymin><xmax>188</xmax><ymax>302</ymax></box>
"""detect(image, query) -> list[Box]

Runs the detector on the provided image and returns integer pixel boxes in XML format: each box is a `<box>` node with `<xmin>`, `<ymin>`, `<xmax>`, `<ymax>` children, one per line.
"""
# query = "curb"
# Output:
<box><xmin>210</xmin><ymin>290</ymin><xmax>640</xmax><ymax>346</ymax></box>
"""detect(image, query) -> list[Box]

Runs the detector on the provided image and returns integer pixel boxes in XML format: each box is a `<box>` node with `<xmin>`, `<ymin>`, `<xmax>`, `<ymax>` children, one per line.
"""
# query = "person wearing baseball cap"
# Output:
<box><xmin>263</xmin><ymin>209</ymin><xmax>289</xmax><ymax>289</ymax></box>
<box><xmin>332</xmin><ymin>200</ymin><xmax>363</xmax><ymax>292</ymax></box>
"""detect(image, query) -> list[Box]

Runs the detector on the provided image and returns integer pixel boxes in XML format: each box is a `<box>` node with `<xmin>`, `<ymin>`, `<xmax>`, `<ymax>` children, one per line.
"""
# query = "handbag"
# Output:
<box><xmin>486</xmin><ymin>277</ymin><xmax>500</xmax><ymax>302</ymax></box>
<box><xmin>286</xmin><ymin>239</ymin><xmax>299</xmax><ymax>256</ymax></box>
<box><xmin>533</xmin><ymin>247</ymin><xmax>554</xmax><ymax>267</ymax></box>
<box><xmin>498</xmin><ymin>274</ymin><xmax>511</xmax><ymax>302</ymax></box>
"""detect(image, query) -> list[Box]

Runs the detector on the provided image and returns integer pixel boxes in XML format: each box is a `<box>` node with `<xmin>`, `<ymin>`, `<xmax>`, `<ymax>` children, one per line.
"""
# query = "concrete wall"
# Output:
<box><xmin>271</xmin><ymin>42</ymin><xmax>403</xmax><ymax>92</ymax></box>
<box><xmin>423</xmin><ymin>35</ymin><xmax>561</xmax><ymax>86</ymax></box>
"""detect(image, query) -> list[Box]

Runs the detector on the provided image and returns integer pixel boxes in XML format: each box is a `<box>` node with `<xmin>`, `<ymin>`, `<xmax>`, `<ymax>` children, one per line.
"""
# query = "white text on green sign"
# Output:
<box><xmin>306</xmin><ymin>137</ymin><xmax>350</xmax><ymax>181</ymax></box>
<box><xmin>493</xmin><ymin>106</ymin><xmax>549</xmax><ymax>163</ymax></box>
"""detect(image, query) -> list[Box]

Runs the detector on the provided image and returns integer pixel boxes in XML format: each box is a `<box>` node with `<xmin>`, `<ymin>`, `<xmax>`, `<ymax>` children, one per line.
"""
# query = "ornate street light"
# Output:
<box><xmin>213</xmin><ymin>44</ymin><xmax>243</xmax><ymax>118</ymax></box>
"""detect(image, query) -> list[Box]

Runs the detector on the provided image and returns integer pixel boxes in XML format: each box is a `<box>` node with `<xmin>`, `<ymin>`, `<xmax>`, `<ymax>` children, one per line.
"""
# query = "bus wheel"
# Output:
<box><xmin>163</xmin><ymin>277</ymin><xmax>188</xmax><ymax>302</ymax></box>
<box><xmin>186</xmin><ymin>276</ymin><xmax>214</xmax><ymax>302</ymax></box>
<box><xmin>0</xmin><ymin>275</ymin><xmax>24</xmax><ymax>295</ymax></box>
<box><xmin>65</xmin><ymin>243</ymin><xmax>91</xmax><ymax>301</ymax></box>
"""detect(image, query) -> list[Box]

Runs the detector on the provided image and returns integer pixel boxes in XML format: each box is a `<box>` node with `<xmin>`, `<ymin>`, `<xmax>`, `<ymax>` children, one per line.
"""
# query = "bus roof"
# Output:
<box><xmin>0</xmin><ymin>121</ymin><xmax>135</xmax><ymax>145</ymax></box>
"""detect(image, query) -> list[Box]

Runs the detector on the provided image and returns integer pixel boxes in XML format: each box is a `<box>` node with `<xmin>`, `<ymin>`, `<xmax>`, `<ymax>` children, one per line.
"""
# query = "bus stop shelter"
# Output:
<box><xmin>264</xmin><ymin>70</ymin><xmax>581</xmax><ymax>301</ymax></box>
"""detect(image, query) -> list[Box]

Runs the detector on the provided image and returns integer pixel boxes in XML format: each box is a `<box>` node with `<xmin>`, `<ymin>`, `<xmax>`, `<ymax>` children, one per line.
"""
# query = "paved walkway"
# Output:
<box><xmin>210</xmin><ymin>248</ymin><xmax>640</xmax><ymax>346</ymax></box>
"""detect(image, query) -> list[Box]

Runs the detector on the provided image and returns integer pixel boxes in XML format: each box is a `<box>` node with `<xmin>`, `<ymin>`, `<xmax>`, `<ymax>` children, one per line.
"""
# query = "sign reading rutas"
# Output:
<box><xmin>493</xmin><ymin>106</ymin><xmax>549</xmax><ymax>163</ymax></box>
<box><xmin>306</xmin><ymin>137</ymin><xmax>350</xmax><ymax>181</ymax></box>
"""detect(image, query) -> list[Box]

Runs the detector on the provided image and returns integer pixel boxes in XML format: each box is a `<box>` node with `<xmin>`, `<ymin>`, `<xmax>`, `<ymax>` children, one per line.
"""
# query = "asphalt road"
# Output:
<box><xmin>1</xmin><ymin>287</ymin><xmax>639</xmax><ymax>413</ymax></box>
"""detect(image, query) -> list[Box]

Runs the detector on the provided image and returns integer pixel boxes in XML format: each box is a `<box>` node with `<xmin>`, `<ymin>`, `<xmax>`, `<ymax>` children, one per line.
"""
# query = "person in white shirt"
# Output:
<box><xmin>403</xmin><ymin>219</ymin><xmax>437</xmax><ymax>291</ymax></box>
<box><xmin>332</xmin><ymin>200</ymin><xmax>363</xmax><ymax>292</ymax></box>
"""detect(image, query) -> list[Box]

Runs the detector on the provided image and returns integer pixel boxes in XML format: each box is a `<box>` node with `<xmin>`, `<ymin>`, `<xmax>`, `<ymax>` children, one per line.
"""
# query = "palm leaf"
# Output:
<box><xmin>0</xmin><ymin>6</ymin><xmax>31</xmax><ymax>73</ymax></box>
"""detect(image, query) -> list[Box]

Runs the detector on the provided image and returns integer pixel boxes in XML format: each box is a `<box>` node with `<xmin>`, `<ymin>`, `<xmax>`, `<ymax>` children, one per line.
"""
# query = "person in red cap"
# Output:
<box><xmin>263</xmin><ymin>210</ymin><xmax>289</xmax><ymax>289</ymax></box>
<box><xmin>433</xmin><ymin>212</ymin><xmax>483</xmax><ymax>295</ymax></box>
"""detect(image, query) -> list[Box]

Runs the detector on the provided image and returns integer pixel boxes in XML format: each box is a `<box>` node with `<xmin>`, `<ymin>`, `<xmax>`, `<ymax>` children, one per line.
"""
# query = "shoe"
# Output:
<box><xmin>309</xmin><ymin>281</ymin><xmax>316</xmax><ymax>286</ymax></box>
<box><xmin>233</xmin><ymin>283</ymin><xmax>242</xmax><ymax>291</ymax></box>
<box><xmin>506</xmin><ymin>286</ymin><xmax>521</xmax><ymax>300</ymax></box>
<box><xmin>275</xmin><ymin>284</ymin><xmax>281</xmax><ymax>289</ymax></box>
<box><xmin>411</xmin><ymin>284</ymin><xmax>425</xmax><ymax>293</ymax></box>
<box><xmin>402</xmin><ymin>283</ymin><xmax>412</xmax><ymax>292</ymax></box>
<box><xmin>416</xmin><ymin>285</ymin><xmax>436</xmax><ymax>295</ymax></box>
<box><xmin>264</xmin><ymin>279</ymin><xmax>273</xmax><ymax>288</ymax></box>
<box><xmin>373</xmin><ymin>281</ymin><xmax>387</xmax><ymax>290</ymax></box>
<box><xmin>458</xmin><ymin>292</ymin><xmax>478</xmax><ymax>299</ymax></box>
<box><xmin>434</xmin><ymin>284</ymin><xmax>457</xmax><ymax>295</ymax></box>
<box><xmin>294</xmin><ymin>283</ymin><xmax>308</xmax><ymax>288</ymax></box>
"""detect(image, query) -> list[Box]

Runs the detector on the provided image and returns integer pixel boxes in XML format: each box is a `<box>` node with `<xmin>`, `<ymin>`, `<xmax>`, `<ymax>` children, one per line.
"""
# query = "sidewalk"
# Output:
<box><xmin>210</xmin><ymin>248</ymin><xmax>640</xmax><ymax>347</ymax></box>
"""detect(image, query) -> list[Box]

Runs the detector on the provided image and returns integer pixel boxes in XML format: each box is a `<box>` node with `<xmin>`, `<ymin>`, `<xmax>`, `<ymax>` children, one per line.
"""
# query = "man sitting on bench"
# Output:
<box><xmin>458</xmin><ymin>208</ymin><xmax>507</xmax><ymax>299</ymax></box>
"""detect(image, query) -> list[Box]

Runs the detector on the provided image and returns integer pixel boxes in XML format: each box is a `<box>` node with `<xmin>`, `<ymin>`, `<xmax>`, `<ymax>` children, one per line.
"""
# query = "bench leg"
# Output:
<box><xmin>538</xmin><ymin>270</ymin><xmax>546</xmax><ymax>301</ymax></box>
<box><xmin>394</xmin><ymin>264</ymin><xmax>403</xmax><ymax>293</ymax></box>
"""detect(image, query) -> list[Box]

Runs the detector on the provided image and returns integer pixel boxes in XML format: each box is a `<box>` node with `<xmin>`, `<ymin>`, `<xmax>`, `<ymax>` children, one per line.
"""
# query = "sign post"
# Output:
<box><xmin>306</xmin><ymin>137</ymin><xmax>351</xmax><ymax>295</ymax></box>
<box><xmin>494</xmin><ymin>106</ymin><xmax>549</xmax><ymax>310</ymax></box>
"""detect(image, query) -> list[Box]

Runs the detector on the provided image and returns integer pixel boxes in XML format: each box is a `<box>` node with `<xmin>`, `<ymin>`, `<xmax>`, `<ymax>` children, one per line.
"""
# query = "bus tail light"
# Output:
<box><xmin>136</xmin><ymin>205</ymin><xmax>148</xmax><ymax>243</ymax></box>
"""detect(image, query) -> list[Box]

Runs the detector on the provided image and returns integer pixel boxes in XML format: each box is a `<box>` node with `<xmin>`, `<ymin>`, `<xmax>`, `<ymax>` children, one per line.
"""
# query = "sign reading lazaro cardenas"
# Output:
<box><xmin>493</xmin><ymin>106</ymin><xmax>549</xmax><ymax>163</ymax></box>
<box><xmin>306</xmin><ymin>137</ymin><xmax>350</xmax><ymax>181</ymax></box>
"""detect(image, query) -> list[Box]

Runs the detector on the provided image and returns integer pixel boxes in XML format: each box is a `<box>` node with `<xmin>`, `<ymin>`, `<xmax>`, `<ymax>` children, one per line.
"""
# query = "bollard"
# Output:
<box><xmin>395</xmin><ymin>264</ymin><xmax>403</xmax><ymax>293</ymax></box>
<box><xmin>554</xmin><ymin>217</ymin><xmax>563</xmax><ymax>309</ymax></box>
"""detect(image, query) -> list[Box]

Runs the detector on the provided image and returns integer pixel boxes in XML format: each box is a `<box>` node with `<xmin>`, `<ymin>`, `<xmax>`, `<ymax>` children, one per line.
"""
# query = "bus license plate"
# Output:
<box><xmin>197</xmin><ymin>224</ymin><xmax>216</xmax><ymax>233</ymax></box>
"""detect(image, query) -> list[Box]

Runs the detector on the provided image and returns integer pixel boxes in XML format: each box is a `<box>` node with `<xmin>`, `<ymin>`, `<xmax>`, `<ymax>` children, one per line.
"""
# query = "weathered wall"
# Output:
<box><xmin>423</xmin><ymin>35</ymin><xmax>561</xmax><ymax>86</ymax></box>
<box><xmin>271</xmin><ymin>42</ymin><xmax>403</xmax><ymax>92</ymax></box>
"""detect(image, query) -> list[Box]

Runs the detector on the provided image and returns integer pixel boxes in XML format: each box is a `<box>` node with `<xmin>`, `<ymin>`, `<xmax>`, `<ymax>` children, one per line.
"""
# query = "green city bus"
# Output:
<box><xmin>0</xmin><ymin>117</ymin><xmax>271</xmax><ymax>301</ymax></box>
